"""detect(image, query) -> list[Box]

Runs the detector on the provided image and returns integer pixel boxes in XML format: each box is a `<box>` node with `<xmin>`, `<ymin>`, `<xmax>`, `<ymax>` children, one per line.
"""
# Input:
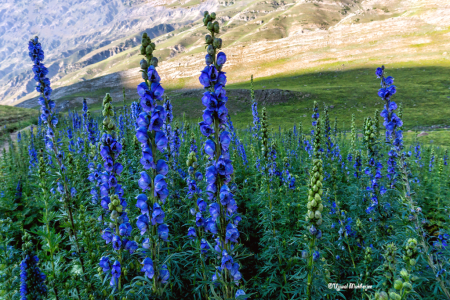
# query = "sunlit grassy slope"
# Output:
<box><xmin>0</xmin><ymin>106</ymin><xmax>38</xmax><ymax>142</ymax></box>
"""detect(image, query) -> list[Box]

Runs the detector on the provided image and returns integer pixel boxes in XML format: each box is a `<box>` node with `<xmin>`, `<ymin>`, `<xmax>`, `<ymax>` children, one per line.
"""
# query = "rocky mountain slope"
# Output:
<box><xmin>1</xmin><ymin>0</ymin><xmax>449</xmax><ymax>109</ymax></box>
<box><xmin>0</xmin><ymin>0</ymin><xmax>217</xmax><ymax>104</ymax></box>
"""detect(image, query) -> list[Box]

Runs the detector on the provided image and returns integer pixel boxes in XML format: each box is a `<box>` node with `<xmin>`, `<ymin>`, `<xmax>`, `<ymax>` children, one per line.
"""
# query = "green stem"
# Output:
<box><xmin>307</xmin><ymin>236</ymin><xmax>316</xmax><ymax>300</ymax></box>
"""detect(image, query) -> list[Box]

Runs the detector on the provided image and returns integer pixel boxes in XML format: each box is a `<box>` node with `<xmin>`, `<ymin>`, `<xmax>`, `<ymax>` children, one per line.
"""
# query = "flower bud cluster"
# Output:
<box><xmin>364</xmin><ymin>246</ymin><xmax>372</xmax><ymax>266</ymax></box>
<box><xmin>402</xmin><ymin>238</ymin><xmax>418</xmax><ymax>268</ymax></box>
<box><xmin>186</xmin><ymin>151</ymin><xmax>198</xmax><ymax>170</ymax></box>
<box><xmin>382</xmin><ymin>243</ymin><xmax>397</xmax><ymax>280</ymax></box>
<box><xmin>306</xmin><ymin>158</ymin><xmax>324</xmax><ymax>232</ymax></box>
<box><xmin>390</xmin><ymin>269</ymin><xmax>413</xmax><ymax>300</ymax></box>
<box><xmin>140</xmin><ymin>33</ymin><xmax>158</xmax><ymax>71</ymax></box>
<box><xmin>364</xmin><ymin>117</ymin><xmax>377</xmax><ymax>158</ymax></box>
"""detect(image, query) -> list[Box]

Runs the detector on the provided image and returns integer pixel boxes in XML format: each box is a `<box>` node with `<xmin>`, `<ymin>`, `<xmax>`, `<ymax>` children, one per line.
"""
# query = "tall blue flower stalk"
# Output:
<box><xmin>250</xmin><ymin>75</ymin><xmax>260</xmax><ymax>139</ymax></box>
<box><xmin>134</xmin><ymin>32</ymin><xmax>171</xmax><ymax>295</ymax></box>
<box><xmin>98</xmin><ymin>93</ymin><xmax>137</xmax><ymax>291</ymax></box>
<box><xmin>82</xmin><ymin>98</ymin><xmax>88</xmax><ymax>133</ymax></box>
<box><xmin>363</xmin><ymin>117</ymin><xmax>389</xmax><ymax>237</ymax></box>
<box><xmin>198</xmin><ymin>11</ymin><xmax>246</xmax><ymax>299</ymax></box>
<box><xmin>20</xmin><ymin>234</ymin><xmax>48</xmax><ymax>300</ymax></box>
<box><xmin>28</xmin><ymin>36</ymin><xmax>86</xmax><ymax>273</ymax></box>
<box><xmin>28</xmin><ymin>126</ymin><xmax>38</xmax><ymax>171</ymax></box>
<box><xmin>185</xmin><ymin>131</ymin><xmax>210</xmax><ymax>298</ymax></box>
<box><xmin>376</xmin><ymin>66</ymin><xmax>402</xmax><ymax>188</ymax></box>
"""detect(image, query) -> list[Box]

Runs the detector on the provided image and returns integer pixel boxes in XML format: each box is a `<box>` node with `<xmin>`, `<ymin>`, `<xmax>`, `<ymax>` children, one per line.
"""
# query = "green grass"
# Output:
<box><xmin>36</xmin><ymin>60</ymin><xmax>450</xmax><ymax>149</ymax></box>
<box><xmin>224</xmin><ymin>64</ymin><xmax>450</xmax><ymax>131</ymax></box>
<box><xmin>404</xmin><ymin>129</ymin><xmax>450</xmax><ymax>147</ymax></box>
<box><xmin>0</xmin><ymin>105</ymin><xmax>39</xmax><ymax>142</ymax></box>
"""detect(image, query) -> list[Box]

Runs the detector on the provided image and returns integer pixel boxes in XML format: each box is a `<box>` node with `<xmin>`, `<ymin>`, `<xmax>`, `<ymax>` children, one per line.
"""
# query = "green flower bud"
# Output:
<box><xmin>213</xmin><ymin>37</ymin><xmax>222</xmax><ymax>49</ymax></box>
<box><xmin>151</xmin><ymin>57</ymin><xmax>158</xmax><ymax>67</ymax></box>
<box><xmin>207</xmin><ymin>21</ymin><xmax>213</xmax><ymax>31</ymax></box>
<box><xmin>145</xmin><ymin>45</ymin><xmax>153</xmax><ymax>55</ymax></box>
<box><xmin>389</xmin><ymin>292</ymin><xmax>401</xmax><ymax>300</ymax></box>
<box><xmin>211</xmin><ymin>12</ymin><xmax>216</xmax><ymax>19</ymax></box>
<box><xmin>410</xmin><ymin>258</ymin><xmax>416</xmax><ymax>266</ymax></box>
<box><xmin>400</xmin><ymin>269</ymin><xmax>409</xmax><ymax>278</ymax></box>
<box><xmin>314</xmin><ymin>211</ymin><xmax>321</xmax><ymax>219</ymax></box>
<box><xmin>142</xmin><ymin>32</ymin><xmax>148</xmax><ymax>39</ymax></box>
<box><xmin>116</xmin><ymin>205</ymin><xmax>123</xmax><ymax>213</ymax></box>
<box><xmin>140</xmin><ymin>45</ymin><xmax>146</xmax><ymax>55</ymax></box>
<box><xmin>394</xmin><ymin>279</ymin><xmax>403</xmax><ymax>290</ymax></box>
<box><xmin>111</xmin><ymin>210</ymin><xmax>119</xmax><ymax>220</ymax></box>
<box><xmin>213</xmin><ymin>21</ymin><xmax>220</xmax><ymax>33</ymax></box>
<box><xmin>140</xmin><ymin>59</ymin><xmax>148</xmax><ymax>70</ymax></box>
<box><xmin>403</xmin><ymin>282</ymin><xmax>412</xmax><ymax>291</ymax></box>
<box><xmin>207</xmin><ymin>44</ymin><xmax>215</xmax><ymax>56</ymax></box>
<box><xmin>205</xmin><ymin>35</ymin><xmax>213</xmax><ymax>44</ymax></box>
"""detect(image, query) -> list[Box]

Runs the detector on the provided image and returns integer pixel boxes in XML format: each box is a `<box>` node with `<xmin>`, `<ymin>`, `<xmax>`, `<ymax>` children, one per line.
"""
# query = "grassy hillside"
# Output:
<box><xmin>0</xmin><ymin>105</ymin><xmax>38</xmax><ymax>142</ymax></box>
<box><xmin>226</xmin><ymin>62</ymin><xmax>450</xmax><ymax>130</ymax></box>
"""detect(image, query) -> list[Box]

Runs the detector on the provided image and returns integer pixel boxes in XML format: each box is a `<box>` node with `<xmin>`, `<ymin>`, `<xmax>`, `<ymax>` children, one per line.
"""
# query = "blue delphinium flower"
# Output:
<box><xmin>27</xmin><ymin>125</ymin><xmax>38</xmax><ymax>171</ymax></box>
<box><xmin>376</xmin><ymin>66</ymin><xmax>403</xmax><ymax>187</ymax></box>
<box><xmin>110</xmin><ymin>261</ymin><xmax>121</xmax><ymax>286</ymax></box>
<box><xmin>251</xmin><ymin>78</ymin><xmax>261</xmax><ymax>138</ymax></box>
<box><xmin>141</xmin><ymin>257</ymin><xmax>154</xmax><ymax>278</ymax></box>
<box><xmin>198</xmin><ymin>11</ymin><xmax>245</xmax><ymax>296</ymax></box>
<box><xmin>20</xmin><ymin>253</ymin><xmax>48</xmax><ymax>300</ymax></box>
<box><xmin>313</xmin><ymin>251</ymin><xmax>320</xmax><ymax>261</ymax></box>
<box><xmin>135</xmin><ymin>32</ymin><xmax>170</xmax><ymax>289</ymax></box>
<box><xmin>99</xmin><ymin>256</ymin><xmax>110</xmax><ymax>273</ymax></box>
<box><xmin>159</xmin><ymin>264</ymin><xmax>170</xmax><ymax>284</ymax></box>
<box><xmin>82</xmin><ymin>98</ymin><xmax>88</xmax><ymax>132</ymax></box>
<box><xmin>429</xmin><ymin>148</ymin><xmax>435</xmax><ymax>172</ymax></box>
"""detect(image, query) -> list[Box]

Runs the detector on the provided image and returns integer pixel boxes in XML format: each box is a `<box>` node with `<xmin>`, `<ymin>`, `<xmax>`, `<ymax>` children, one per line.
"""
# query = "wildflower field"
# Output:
<box><xmin>1</xmin><ymin>10</ymin><xmax>450</xmax><ymax>300</ymax></box>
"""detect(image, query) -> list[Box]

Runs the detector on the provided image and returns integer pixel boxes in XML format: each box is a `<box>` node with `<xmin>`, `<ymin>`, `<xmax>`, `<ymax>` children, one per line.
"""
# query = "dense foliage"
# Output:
<box><xmin>1</xmin><ymin>11</ymin><xmax>450</xmax><ymax>300</ymax></box>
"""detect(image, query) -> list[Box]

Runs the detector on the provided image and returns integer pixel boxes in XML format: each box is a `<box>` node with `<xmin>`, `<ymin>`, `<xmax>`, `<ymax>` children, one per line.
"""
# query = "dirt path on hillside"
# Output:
<box><xmin>0</xmin><ymin>125</ymin><xmax>34</xmax><ymax>154</ymax></box>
